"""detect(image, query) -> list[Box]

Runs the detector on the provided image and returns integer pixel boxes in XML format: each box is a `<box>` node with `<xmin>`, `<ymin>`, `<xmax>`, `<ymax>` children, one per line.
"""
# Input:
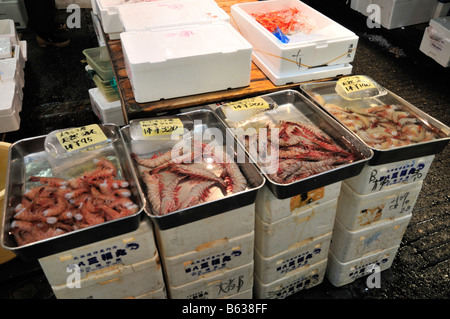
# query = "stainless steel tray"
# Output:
<box><xmin>121</xmin><ymin>109</ymin><xmax>265</xmax><ymax>230</ymax></box>
<box><xmin>1</xmin><ymin>124</ymin><xmax>145</xmax><ymax>261</ymax></box>
<box><xmin>214</xmin><ymin>89</ymin><xmax>374</xmax><ymax>199</ymax></box>
<box><xmin>300</xmin><ymin>81</ymin><xmax>450</xmax><ymax>165</ymax></box>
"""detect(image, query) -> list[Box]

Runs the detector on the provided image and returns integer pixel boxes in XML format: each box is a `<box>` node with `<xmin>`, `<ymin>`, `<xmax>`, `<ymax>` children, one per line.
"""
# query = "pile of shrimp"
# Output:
<box><xmin>323</xmin><ymin>103</ymin><xmax>439</xmax><ymax>149</ymax></box>
<box><xmin>132</xmin><ymin>143</ymin><xmax>247</xmax><ymax>216</ymax></box>
<box><xmin>10</xmin><ymin>158</ymin><xmax>139</xmax><ymax>246</ymax></box>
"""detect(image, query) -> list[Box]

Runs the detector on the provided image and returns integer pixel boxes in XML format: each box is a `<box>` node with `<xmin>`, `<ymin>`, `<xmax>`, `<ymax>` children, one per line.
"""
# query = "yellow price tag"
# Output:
<box><xmin>56</xmin><ymin>124</ymin><xmax>108</xmax><ymax>152</ymax></box>
<box><xmin>140</xmin><ymin>118</ymin><xmax>184</xmax><ymax>137</ymax></box>
<box><xmin>337</xmin><ymin>76</ymin><xmax>376</xmax><ymax>94</ymax></box>
<box><xmin>227</xmin><ymin>97</ymin><xmax>270</xmax><ymax>111</ymax></box>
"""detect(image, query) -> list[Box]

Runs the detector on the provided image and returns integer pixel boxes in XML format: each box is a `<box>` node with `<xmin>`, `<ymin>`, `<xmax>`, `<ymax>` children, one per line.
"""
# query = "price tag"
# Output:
<box><xmin>56</xmin><ymin>124</ymin><xmax>108</xmax><ymax>152</ymax></box>
<box><xmin>140</xmin><ymin>118</ymin><xmax>184</xmax><ymax>137</ymax></box>
<box><xmin>336</xmin><ymin>76</ymin><xmax>376</xmax><ymax>93</ymax></box>
<box><xmin>226</xmin><ymin>97</ymin><xmax>270</xmax><ymax>111</ymax></box>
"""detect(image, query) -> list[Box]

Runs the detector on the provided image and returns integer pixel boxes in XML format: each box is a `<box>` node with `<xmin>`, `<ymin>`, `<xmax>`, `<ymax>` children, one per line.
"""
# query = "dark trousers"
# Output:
<box><xmin>24</xmin><ymin>0</ymin><xmax>57</xmax><ymax>36</ymax></box>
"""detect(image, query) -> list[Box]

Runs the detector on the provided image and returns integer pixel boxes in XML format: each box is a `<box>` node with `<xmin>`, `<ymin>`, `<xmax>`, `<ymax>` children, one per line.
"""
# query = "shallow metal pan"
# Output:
<box><xmin>300</xmin><ymin>81</ymin><xmax>450</xmax><ymax>165</ymax></box>
<box><xmin>121</xmin><ymin>109</ymin><xmax>265</xmax><ymax>230</ymax></box>
<box><xmin>214</xmin><ymin>89</ymin><xmax>374</xmax><ymax>199</ymax></box>
<box><xmin>1</xmin><ymin>124</ymin><xmax>145</xmax><ymax>261</ymax></box>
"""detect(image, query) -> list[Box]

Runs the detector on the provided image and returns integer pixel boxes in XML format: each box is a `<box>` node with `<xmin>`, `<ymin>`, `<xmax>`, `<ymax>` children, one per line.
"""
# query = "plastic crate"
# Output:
<box><xmin>93</xmin><ymin>73</ymin><xmax>119</xmax><ymax>102</ymax></box>
<box><xmin>83</xmin><ymin>46</ymin><xmax>114</xmax><ymax>81</ymax></box>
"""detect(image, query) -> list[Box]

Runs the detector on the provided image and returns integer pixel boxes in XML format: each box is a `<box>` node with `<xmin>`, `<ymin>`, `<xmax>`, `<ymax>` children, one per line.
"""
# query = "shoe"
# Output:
<box><xmin>36</xmin><ymin>33</ymin><xmax>70</xmax><ymax>48</ymax></box>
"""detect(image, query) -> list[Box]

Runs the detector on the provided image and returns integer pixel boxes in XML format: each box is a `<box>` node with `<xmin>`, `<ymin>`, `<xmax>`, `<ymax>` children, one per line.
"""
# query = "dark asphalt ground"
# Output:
<box><xmin>0</xmin><ymin>1</ymin><xmax>448</xmax><ymax>302</ymax></box>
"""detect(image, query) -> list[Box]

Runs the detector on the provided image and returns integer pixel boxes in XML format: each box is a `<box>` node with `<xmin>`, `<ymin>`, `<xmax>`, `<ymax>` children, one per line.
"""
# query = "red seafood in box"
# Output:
<box><xmin>250</xmin><ymin>7</ymin><xmax>315</xmax><ymax>35</ymax></box>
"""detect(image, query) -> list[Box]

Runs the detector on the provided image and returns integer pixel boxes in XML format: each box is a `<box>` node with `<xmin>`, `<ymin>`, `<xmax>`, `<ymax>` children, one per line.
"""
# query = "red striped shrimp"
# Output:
<box><xmin>179</xmin><ymin>181</ymin><xmax>215</xmax><ymax>210</ymax></box>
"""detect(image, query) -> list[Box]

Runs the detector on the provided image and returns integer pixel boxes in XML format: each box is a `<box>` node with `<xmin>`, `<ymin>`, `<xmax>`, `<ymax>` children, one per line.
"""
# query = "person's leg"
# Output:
<box><xmin>24</xmin><ymin>0</ymin><xmax>70</xmax><ymax>47</ymax></box>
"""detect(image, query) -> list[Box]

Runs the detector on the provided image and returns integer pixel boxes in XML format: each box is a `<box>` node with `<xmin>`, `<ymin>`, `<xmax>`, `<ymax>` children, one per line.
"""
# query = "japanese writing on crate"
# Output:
<box><xmin>184</xmin><ymin>248</ymin><xmax>242</xmax><ymax>277</ymax></box>
<box><xmin>368</xmin><ymin>160</ymin><xmax>427</xmax><ymax>191</ymax></box>
<box><xmin>186</xmin><ymin>275</ymin><xmax>245</xmax><ymax>299</ymax></box>
<box><xmin>348</xmin><ymin>257</ymin><xmax>390</xmax><ymax>280</ymax></box>
<box><xmin>276</xmin><ymin>247</ymin><xmax>323</xmax><ymax>274</ymax></box>
<box><xmin>68</xmin><ymin>242</ymin><xmax>140</xmax><ymax>274</ymax></box>
<box><xmin>268</xmin><ymin>272</ymin><xmax>321</xmax><ymax>299</ymax></box>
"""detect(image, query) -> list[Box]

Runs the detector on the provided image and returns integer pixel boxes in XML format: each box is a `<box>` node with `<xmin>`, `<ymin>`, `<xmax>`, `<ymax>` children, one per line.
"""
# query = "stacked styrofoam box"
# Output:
<box><xmin>39</xmin><ymin>218</ymin><xmax>167</xmax><ymax>299</ymax></box>
<box><xmin>120</xmin><ymin>22</ymin><xmax>252</xmax><ymax>103</ymax></box>
<box><xmin>0</xmin><ymin>19</ymin><xmax>25</xmax><ymax>133</ymax></box>
<box><xmin>420</xmin><ymin>17</ymin><xmax>450</xmax><ymax>68</ymax></box>
<box><xmin>89</xmin><ymin>87</ymin><xmax>124</xmax><ymax>125</ymax></box>
<box><xmin>154</xmin><ymin>204</ymin><xmax>256</xmax><ymax>299</ymax></box>
<box><xmin>326</xmin><ymin>156</ymin><xmax>432</xmax><ymax>287</ymax></box>
<box><xmin>253</xmin><ymin>182</ymin><xmax>341</xmax><ymax>299</ymax></box>
<box><xmin>230</xmin><ymin>0</ymin><xmax>357</xmax><ymax>85</ymax></box>
<box><xmin>350</xmin><ymin>0</ymin><xmax>437</xmax><ymax>29</ymax></box>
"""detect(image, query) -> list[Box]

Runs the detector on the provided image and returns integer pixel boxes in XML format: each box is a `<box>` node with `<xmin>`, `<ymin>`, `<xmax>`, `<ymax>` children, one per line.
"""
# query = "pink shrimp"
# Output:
<box><xmin>159</xmin><ymin>173</ymin><xmax>183</xmax><ymax>215</ymax></box>
<box><xmin>42</xmin><ymin>196</ymin><xmax>67</xmax><ymax>217</ymax></box>
<box><xmin>141</xmin><ymin>172</ymin><xmax>163</xmax><ymax>214</ymax></box>
<box><xmin>170</xmin><ymin>163</ymin><xmax>227</xmax><ymax>189</ymax></box>
<box><xmin>28</xmin><ymin>176</ymin><xmax>68</xmax><ymax>187</ymax></box>
<box><xmin>222</xmin><ymin>162</ymin><xmax>247</xmax><ymax>194</ymax></box>
<box><xmin>93</xmin><ymin>158</ymin><xmax>117</xmax><ymax>176</ymax></box>
<box><xmin>179</xmin><ymin>181</ymin><xmax>215</xmax><ymax>210</ymax></box>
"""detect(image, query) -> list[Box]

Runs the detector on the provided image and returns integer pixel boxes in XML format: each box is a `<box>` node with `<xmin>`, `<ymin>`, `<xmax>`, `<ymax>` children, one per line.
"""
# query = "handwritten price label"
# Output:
<box><xmin>337</xmin><ymin>76</ymin><xmax>376</xmax><ymax>93</ymax></box>
<box><xmin>56</xmin><ymin>124</ymin><xmax>107</xmax><ymax>152</ymax></box>
<box><xmin>227</xmin><ymin>97</ymin><xmax>270</xmax><ymax>111</ymax></box>
<box><xmin>140</xmin><ymin>118</ymin><xmax>184</xmax><ymax>137</ymax></box>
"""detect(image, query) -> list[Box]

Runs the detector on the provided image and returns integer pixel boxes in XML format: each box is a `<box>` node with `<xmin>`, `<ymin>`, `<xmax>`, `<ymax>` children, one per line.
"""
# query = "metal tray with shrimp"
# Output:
<box><xmin>1</xmin><ymin>124</ymin><xmax>146</xmax><ymax>261</ymax></box>
<box><xmin>120</xmin><ymin>110</ymin><xmax>266</xmax><ymax>230</ymax></box>
<box><xmin>300</xmin><ymin>80</ymin><xmax>450</xmax><ymax>165</ymax></box>
<box><xmin>214</xmin><ymin>89</ymin><xmax>374</xmax><ymax>199</ymax></box>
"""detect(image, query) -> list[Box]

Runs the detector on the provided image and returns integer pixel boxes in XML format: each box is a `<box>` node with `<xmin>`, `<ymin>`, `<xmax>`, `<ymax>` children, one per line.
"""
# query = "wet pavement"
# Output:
<box><xmin>0</xmin><ymin>1</ymin><xmax>449</xmax><ymax>300</ymax></box>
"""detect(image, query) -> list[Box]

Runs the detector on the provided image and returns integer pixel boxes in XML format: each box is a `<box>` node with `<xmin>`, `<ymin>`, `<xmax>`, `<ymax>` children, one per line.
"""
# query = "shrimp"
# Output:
<box><xmin>28</xmin><ymin>176</ymin><xmax>68</xmax><ymax>187</ymax></box>
<box><xmin>178</xmin><ymin>181</ymin><xmax>215</xmax><ymax>210</ymax></box>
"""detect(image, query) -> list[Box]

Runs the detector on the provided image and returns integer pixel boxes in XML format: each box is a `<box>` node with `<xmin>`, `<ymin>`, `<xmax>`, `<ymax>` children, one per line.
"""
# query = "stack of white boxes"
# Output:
<box><xmin>326</xmin><ymin>155</ymin><xmax>434</xmax><ymax>287</ymax></box>
<box><xmin>253</xmin><ymin>182</ymin><xmax>342</xmax><ymax>299</ymax></box>
<box><xmin>0</xmin><ymin>19</ymin><xmax>26</xmax><ymax>133</ymax></box>
<box><xmin>39</xmin><ymin>218</ymin><xmax>167</xmax><ymax>299</ymax></box>
<box><xmin>154</xmin><ymin>204</ymin><xmax>256</xmax><ymax>299</ymax></box>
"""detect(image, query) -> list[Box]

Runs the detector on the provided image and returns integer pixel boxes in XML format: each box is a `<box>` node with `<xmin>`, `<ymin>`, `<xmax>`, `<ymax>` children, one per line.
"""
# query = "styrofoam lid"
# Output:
<box><xmin>429</xmin><ymin>17</ymin><xmax>450</xmax><ymax>38</ymax></box>
<box><xmin>120</xmin><ymin>23</ymin><xmax>251</xmax><ymax>65</ymax></box>
<box><xmin>118</xmin><ymin>0</ymin><xmax>230</xmax><ymax>32</ymax></box>
<box><xmin>0</xmin><ymin>82</ymin><xmax>17</xmax><ymax>115</ymax></box>
<box><xmin>0</xmin><ymin>58</ymin><xmax>17</xmax><ymax>80</ymax></box>
<box><xmin>97</xmin><ymin>0</ymin><xmax>145</xmax><ymax>10</ymax></box>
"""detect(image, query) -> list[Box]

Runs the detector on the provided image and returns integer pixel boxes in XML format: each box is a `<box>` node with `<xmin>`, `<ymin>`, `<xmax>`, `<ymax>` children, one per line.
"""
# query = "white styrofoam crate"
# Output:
<box><xmin>91</xmin><ymin>10</ymin><xmax>106</xmax><ymax>47</ymax></box>
<box><xmin>89</xmin><ymin>87</ymin><xmax>125</xmax><ymax>126</ymax></box>
<box><xmin>0</xmin><ymin>49</ymin><xmax>25</xmax><ymax>92</ymax></box>
<box><xmin>255</xmin><ymin>198</ymin><xmax>337</xmax><ymax>257</ymax></box>
<box><xmin>254</xmin><ymin>258</ymin><xmax>327</xmax><ymax>299</ymax></box>
<box><xmin>326</xmin><ymin>245</ymin><xmax>399</xmax><ymax>287</ymax></box>
<box><xmin>39</xmin><ymin>218</ymin><xmax>159</xmax><ymax>287</ymax></box>
<box><xmin>167</xmin><ymin>261</ymin><xmax>254</xmax><ymax>299</ymax></box>
<box><xmin>230</xmin><ymin>0</ymin><xmax>358</xmax><ymax>80</ymax></box>
<box><xmin>126</xmin><ymin>286</ymin><xmax>167</xmax><ymax>299</ymax></box>
<box><xmin>0</xmin><ymin>37</ymin><xmax>10</xmax><ymax>58</ymax></box>
<box><xmin>345</xmin><ymin>154</ymin><xmax>435</xmax><ymax>195</ymax></box>
<box><xmin>95</xmin><ymin>0</ymin><xmax>130</xmax><ymax>34</ymax></box>
<box><xmin>51</xmin><ymin>257</ymin><xmax>166</xmax><ymax>299</ymax></box>
<box><xmin>0</xmin><ymin>81</ymin><xmax>21</xmax><ymax>133</ymax></box>
<box><xmin>118</xmin><ymin>0</ymin><xmax>230</xmax><ymax>32</ymax></box>
<box><xmin>330</xmin><ymin>213</ymin><xmax>411</xmax><ymax>263</ymax></box>
<box><xmin>350</xmin><ymin>0</ymin><xmax>437</xmax><ymax>29</ymax></box>
<box><xmin>120</xmin><ymin>22</ymin><xmax>252</xmax><ymax>103</ymax></box>
<box><xmin>419</xmin><ymin>17</ymin><xmax>450</xmax><ymax>68</ymax></box>
<box><xmin>255</xmin><ymin>182</ymin><xmax>341</xmax><ymax>224</ymax></box>
<box><xmin>336</xmin><ymin>180</ymin><xmax>423</xmax><ymax>231</ymax></box>
<box><xmin>254</xmin><ymin>231</ymin><xmax>331</xmax><ymax>284</ymax></box>
<box><xmin>154</xmin><ymin>203</ymin><xmax>254</xmax><ymax>258</ymax></box>
<box><xmin>161</xmin><ymin>231</ymin><xmax>254</xmax><ymax>287</ymax></box>
<box><xmin>0</xmin><ymin>19</ymin><xmax>19</xmax><ymax>45</ymax></box>
<box><xmin>221</xmin><ymin>289</ymin><xmax>252</xmax><ymax>299</ymax></box>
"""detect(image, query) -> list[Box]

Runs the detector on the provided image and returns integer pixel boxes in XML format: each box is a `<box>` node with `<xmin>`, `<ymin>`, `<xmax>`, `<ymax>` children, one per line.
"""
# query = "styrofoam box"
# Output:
<box><xmin>254</xmin><ymin>232</ymin><xmax>331</xmax><ymax>284</ymax></box>
<box><xmin>256</xmin><ymin>182</ymin><xmax>341</xmax><ymax>224</ymax></box>
<box><xmin>0</xmin><ymin>50</ymin><xmax>25</xmax><ymax>92</ymax></box>
<box><xmin>329</xmin><ymin>213</ymin><xmax>411</xmax><ymax>263</ymax></box>
<box><xmin>345</xmin><ymin>154</ymin><xmax>435</xmax><ymax>195</ymax></box>
<box><xmin>91</xmin><ymin>10</ymin><xmax>106</xmax><ymax>47</ymax></box>
<box><xmin>39</xmin><ymin>218</ymin><xmax>159</xmax><ymax>287</ymax></box>
<box><xmin>89</xmin><ymin>87</ymin><xmax>125</xmax><ymax>126</ymax></box>
<box><xmin>0</xmin><ymin>81</ymin><xmax>21</xmax><ymax>133</ymax></box>
<box><xmin>420</xmin><ymin>17</ymin><xmax>450</xmax><ymax>68</ymax></box>
<box><xmin>221</xmin><ymin>289</ymin><xmax>252</xmax><ymax>299</ymax></box>
<box><xmin>118</xmin><ymin>0</ymin><xmax>230</xmax><ymax>32</ymax></box>
<box><xmin>336</xmin><ymin>180</ymin><xmax>423</xmax><ymax>231</ymax></box>
<box><xmin>0</xmin><ymin>19</ymin><xmax>19</xmax><ymax>44</ymax></box>
<box><xmin>255</xmin><ymin>198</ymin><xmax>337</xmax><ymax>257</ymax></box>
<box><xmin>230</xmin><ymin>0</ymin><xmax>358</xmax><ymax>75</ymax></box>
<box><xmin>326</xmin><ymin>245</ymin><xmax>399</xmax><ymax>287</ymax></box>
<box><xmin>0</xmin><ymin>37</ymin><xmax>11</xmax><ymax>58</ymax></box>
<box><xmin>125</xmin><ymin>286</ymin><xmax>167</xmax><ymax>299</ymax></box>
<box><xmin>95</xmin><ymin>0</ymin><xmax>130</xmax><ymax>34</ymax></box>
<box><xmin>120</xmin><ymin>22</ymin><xmax>252</xmax><ymax>103</ymax></box>
<box><xmin>350</xmin><ymin>0</ymin><xmax>437</xmax><ymax>30</ymax></box>
<box><xmin>154</xmin><ymin>203</ymin><xmax>254</xmax><ymax>258</ymax></box>
<box><xmin>51</xmin><ymin>257</ymin><xmax>166</xmax><ymax>299</ymax></box>
<box><xmin>161</xmin><ymin>231</ymin><xmax>254</xmax><ymax>287</ymax></box>
<box><xmin>254</xmin><ymin>258</ymin><xmax>327</xmax><ymax>299</ymax></box>
<box><xmin>168</xmin><ymin>261</ymin><xmax>253</xmax><ymax>299</ymax></box>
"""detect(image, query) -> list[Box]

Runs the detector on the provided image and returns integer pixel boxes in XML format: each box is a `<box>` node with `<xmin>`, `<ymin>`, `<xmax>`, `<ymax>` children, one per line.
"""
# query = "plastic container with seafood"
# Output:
<box><xmin>1</xmin><ymin>124</ymin><xmax>145</xmax><ymax>261</ymax></box>
<box><xmin>230</xmin><ymin>0</ymin><xmax>358</xmax><ymax>85</ymax></box>
<box><xmin>300</xmin><ymin>76</ymin><xmax>450</xmax><ymax>165</ymax></box>
<box><xmin>120</xmin><ymin>110</ymin><xmax>265</xmax><ymax>230</ymax></box>
<box><xmin>214</xmin><ymin>89</ymin><xmax>373</xmax><ymax>199</ymax></box>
